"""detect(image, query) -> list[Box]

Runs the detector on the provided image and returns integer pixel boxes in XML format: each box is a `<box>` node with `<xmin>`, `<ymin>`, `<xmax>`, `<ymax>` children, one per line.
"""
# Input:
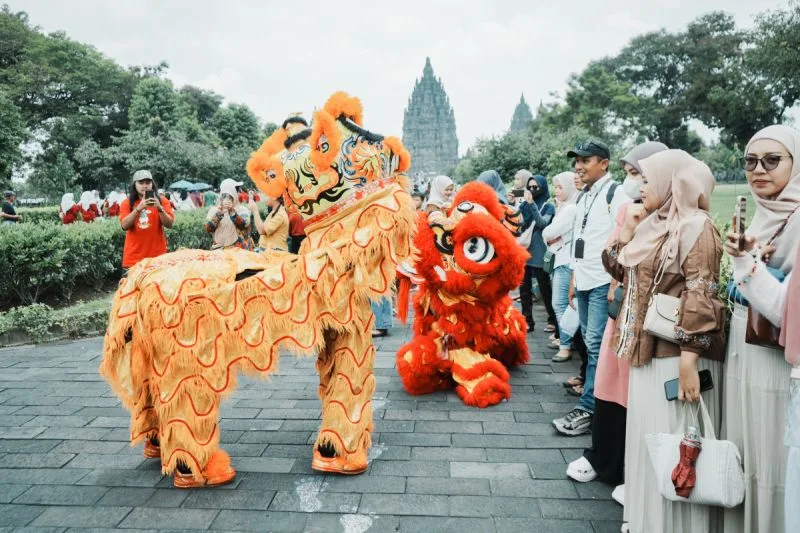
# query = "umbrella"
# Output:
<box><xmin>190</xmin><ymin>182</ymin><xmax>212</xmax><ymax>191</ymax></box>
<box><xmin>169</xmin><ymin>180</ymin><xmax>194</xmax><ymax>190</ymax></box>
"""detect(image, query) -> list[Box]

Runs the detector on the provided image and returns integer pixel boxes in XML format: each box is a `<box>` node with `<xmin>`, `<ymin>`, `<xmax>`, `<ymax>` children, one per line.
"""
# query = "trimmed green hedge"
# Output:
<box><xmin>0</xmin><ymin>210</ymin><xmax>213</xmax><ymax>309</ymax></box>
<box><xmin>16</xmin><ymin>206</ymin><xmax>61</xmax><ymax>224</ymax></box>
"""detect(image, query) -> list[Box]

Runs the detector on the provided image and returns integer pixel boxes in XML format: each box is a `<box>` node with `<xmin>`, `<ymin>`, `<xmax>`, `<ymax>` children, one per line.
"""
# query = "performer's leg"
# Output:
<box><xmin>450</xmin><ymin>348</ymin><xmax>511</xmax><ymax>408</ymax></box>
<box><xmin>396</xmin><ymin>334</ymin><xmax>453</xmax><ymax>396</ymax></box>
<box><xmin>313</xmin><ymin>319</ymin><xmax>376</xmax><ymax>474</ymax></box>
<box><xmin>151</xmin><ymin>350</ymin><xmax>234</xmax><ymax>488</ymax></box>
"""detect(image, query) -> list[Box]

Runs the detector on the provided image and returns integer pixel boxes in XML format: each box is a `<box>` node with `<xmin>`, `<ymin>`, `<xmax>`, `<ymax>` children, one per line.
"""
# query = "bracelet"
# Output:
<box><xmin>738</xmin><ymin>262</ymin><xmax>759</xmax><ymax>286</ymax></box>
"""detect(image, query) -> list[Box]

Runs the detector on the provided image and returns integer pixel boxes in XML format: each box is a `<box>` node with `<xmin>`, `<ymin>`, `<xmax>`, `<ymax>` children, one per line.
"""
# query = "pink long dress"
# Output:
<box><xmin>594</xmin><ymin>203</ymin><xmax>630</xmax><ymax>407</ymax></box>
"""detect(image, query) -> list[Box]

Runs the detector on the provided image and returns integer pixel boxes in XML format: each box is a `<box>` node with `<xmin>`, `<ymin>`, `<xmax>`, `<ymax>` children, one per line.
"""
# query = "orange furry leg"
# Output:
<box><xmin>313</xmin><ymin>312</ymin><xmax>375</xmax><ymax>475</ymax></box>
<box><xmin>451</xmin><ymin>348</ymin><xmax>512</xmax><ymax>408</ymax></box>
<box><xmin>396</xmin><ymin>335</ymin><xmax>453</xmax><ymax>396</ymax></box>
<box><xmin>174</xmin><ymin>449</ymin><xmax>236</xmax><ymax>489</ymax></box>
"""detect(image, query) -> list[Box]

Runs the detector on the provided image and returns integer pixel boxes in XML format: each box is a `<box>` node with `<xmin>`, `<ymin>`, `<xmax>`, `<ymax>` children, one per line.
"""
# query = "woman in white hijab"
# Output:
<box><xmin>541</xmin><ymin>172</ymin><xmax>580</xmax><ymax>361</ymax></box>
<box><xmin>204</xmin><ymin>178</ymin><xmax>253</xmax><ymax>250</ymax></box>
<box><xmin>424</xmin><ymin>175</ymin><xmax>454</xmax><ymax>214</ymax></box>
<box><xmin>722</xmin><ymin>124</ymin><xmax>800</xmax><ymax>533</ymax></box>
<box><xmin>59</xmin><ymin>193</ymin><xmax>80</xmax><ymax>224</ymax></box>
<box><xmin>79</xmin><ymin>190</ymin><xmax>100</xmax><ymax>222</ymax></box>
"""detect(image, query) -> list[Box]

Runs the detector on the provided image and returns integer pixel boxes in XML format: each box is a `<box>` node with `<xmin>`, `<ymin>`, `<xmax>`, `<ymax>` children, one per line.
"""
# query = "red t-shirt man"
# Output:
<box><xmin>119</xmin><ymin>171</ymin><xmax>175</xmax><ymax>269</ymax></box>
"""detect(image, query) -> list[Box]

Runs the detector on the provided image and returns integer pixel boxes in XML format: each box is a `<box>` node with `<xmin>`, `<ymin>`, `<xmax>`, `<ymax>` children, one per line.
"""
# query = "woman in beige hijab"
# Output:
<box><xmin>722</xmin><ymin>124</ymin><xmax>800</xmax><ymax>533</ymax></box>
<box><xmin>603</xmin><ymin>150</ymin><xmax>725</xmax><ymax>533</ymax></box>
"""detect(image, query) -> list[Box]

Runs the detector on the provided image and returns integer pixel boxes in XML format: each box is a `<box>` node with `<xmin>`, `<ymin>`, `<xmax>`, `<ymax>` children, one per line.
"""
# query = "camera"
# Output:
<box><xmin>511</xmin><ymin>189</ymin><xmax>525</xmax><ymax>198</ymax></box>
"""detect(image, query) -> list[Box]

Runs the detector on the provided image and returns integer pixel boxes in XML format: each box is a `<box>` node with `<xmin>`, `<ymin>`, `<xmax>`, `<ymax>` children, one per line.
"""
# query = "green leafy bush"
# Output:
<box><xmin>0</xmin><ymin>210</ymin><xmax>216</xmax><ymax>309</ymax></box>
<box><xmin>16</xmin><ymin>206</ymin><xmax>61</xmax><ymax>224</ymax></box>
<box><xmin>0</xmin><ymin>303</ymin><xmax>53</xmax><ymax>342</ymax></box>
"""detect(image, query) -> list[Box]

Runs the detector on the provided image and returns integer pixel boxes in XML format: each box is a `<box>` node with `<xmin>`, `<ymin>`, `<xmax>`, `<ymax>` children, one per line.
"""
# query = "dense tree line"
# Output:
<box><xmin>456</xmin><ymin>5</ymin><xmax>800</xmax><ymax>183</ymax></box>
<box><xmin>0</xmin><ymin>5</ymin><xmax>276</xmax><ymax>196</ymax></box>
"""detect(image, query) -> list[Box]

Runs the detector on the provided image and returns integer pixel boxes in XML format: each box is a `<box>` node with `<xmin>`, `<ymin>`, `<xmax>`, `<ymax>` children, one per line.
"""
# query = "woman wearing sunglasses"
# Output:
<box><xmin>723</xmin><ymin>125</ymin><xmax>800</xmax><ymax>533</ymax></box>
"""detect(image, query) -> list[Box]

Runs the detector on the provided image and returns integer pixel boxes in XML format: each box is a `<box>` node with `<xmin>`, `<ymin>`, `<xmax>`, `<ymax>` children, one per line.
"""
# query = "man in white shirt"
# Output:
<box><xmin>553</xmin><ymin>140</ymin><xmax>630</xmax><ymax>436</ymax></box>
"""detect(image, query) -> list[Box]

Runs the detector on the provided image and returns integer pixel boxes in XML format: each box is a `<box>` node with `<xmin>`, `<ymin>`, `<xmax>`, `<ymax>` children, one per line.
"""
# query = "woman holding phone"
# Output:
<box><xmin>118</xmin><ymin>170</ymin><xmax>174</xmax><ymax>271</ymax></box>
<box><xmin>723</xmin><ymin>124</ymin><xmax>800</xmax><ymax>533</ymax></box>
<box><xmin>603</xmin><ymin>150</ymin><xmax>725</xmax><ymax>533</ymax></box>
<box><xmin>205</xmin><ymin>178</ymin><xmax>253</xmax><ymax>251</ymax></box>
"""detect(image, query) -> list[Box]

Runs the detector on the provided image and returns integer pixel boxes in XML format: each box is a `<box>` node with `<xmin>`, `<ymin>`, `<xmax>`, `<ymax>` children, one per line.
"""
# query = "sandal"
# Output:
<box><xmin>566</xmin><ymin>384</ymin><xmax>584</xmax><ymax>397</ymax></box>
<box><xmin>552</xmin><ymin>349</ymin><xmax>572</xmax><ymax>362</ymax></box>
<box><xmin>544</xmin><ymin>324</ymin><xmax>556</xmax><ymax>333</ymax></box>
<box><xmin>371</xmin><ymin>329</ymin><xmax>389</xmax><ymax>338</ymax></box>
<box><xmin>562</xmin><ymin>376</ymin><xmax>584</xmax><ymax>388</ymax></box>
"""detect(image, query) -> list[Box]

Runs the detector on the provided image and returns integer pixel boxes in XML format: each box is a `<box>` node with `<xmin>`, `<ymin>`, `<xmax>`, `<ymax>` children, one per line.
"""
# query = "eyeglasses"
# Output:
<box><xmin>742</xmin><ymin>154</ymin><xmax>792</xmax><ymax>172</ymax></box>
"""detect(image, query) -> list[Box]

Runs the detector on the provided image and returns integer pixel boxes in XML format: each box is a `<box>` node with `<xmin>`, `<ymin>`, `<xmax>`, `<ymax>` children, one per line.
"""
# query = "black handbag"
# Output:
<box><xmin>542</xmin><ymin>250</ymin><xmax>556</xmax><ymax>275</ymax></box>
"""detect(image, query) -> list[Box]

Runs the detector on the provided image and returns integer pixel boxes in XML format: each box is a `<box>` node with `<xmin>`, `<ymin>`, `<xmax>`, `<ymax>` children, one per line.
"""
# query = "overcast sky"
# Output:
<box><xmin>16</xmin><ymin>0</ymin><xmax>781</xmax><ymax>154</ymax></box>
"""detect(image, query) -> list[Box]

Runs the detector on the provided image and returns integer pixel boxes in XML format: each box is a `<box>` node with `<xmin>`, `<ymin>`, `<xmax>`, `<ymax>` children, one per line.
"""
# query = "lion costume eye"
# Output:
<box><xmin>462</xmin><ymin>237</ymin><xmax>495</xmax><ymax>264</ymax></box>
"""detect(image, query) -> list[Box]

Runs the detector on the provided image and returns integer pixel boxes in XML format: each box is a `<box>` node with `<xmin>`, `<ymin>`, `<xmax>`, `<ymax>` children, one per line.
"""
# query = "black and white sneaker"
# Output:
<box><xmin>552</xmin><ymin>408</ymin><xmax>592</xmax><ymax>436</ymax></box>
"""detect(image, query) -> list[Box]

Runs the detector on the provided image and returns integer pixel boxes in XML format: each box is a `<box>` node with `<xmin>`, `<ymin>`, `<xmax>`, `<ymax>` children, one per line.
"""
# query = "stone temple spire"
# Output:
<box><xmin>509</xmin><ymin>93</ymin><xmax>533</xmax><ymax>134</ymax></box>
<box><xmin>402</xmin><ymin>57</ymin><xmax>459</xmax><ymax>184</ymax></box>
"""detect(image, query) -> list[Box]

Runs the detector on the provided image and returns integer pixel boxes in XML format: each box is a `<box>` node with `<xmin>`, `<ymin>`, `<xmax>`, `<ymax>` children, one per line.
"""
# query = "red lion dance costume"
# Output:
<box><xmin>100</xmin><ymin>93</ymin><xmax>415</xmax><ymax>487</ymax></box>
<box><xmin>396</xmin><ymin>182</ymin><xmax>530</xmax><ymax>408</ymax></box>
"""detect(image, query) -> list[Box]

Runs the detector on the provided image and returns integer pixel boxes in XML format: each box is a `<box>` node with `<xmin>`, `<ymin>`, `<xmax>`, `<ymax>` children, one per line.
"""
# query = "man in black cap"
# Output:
<box><xmin>1</xmin><ymin>191</ymin><xmax>21</xmax><ymax>224</ymax></box>
<box><xmin>552</xmin><ymin>140</ymin><xmax>630</xmax><ymax>437</ymax></box>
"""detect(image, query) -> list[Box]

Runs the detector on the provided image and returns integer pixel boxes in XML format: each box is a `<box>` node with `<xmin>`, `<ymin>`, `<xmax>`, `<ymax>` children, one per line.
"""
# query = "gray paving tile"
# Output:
<box><xmin>451</xmin><ymin>461</ymin><xmax>530</xmax><ymax>479</ymax></box>
<box><xmin>118</xmin><ymin>507</ymin><xmax>219</xmax><ymax>529</ymax></box>
<box><xmin>493</xmin><ymin>517</ymin><xmax>592</xmax><ymax>533</ymax></box>
<box><xmin>322</xmin><ymin>474</ymin><xmax>405</xmax><ymax>494</ymax></box>
<box><xmin>0</xmin><ymin>504</ymin><xmax>45</xmax><ymax>527</ymax></box>
<box><xmin>183</xmin><ymin>489</ymin><xmax>275</xmax><ymax>510</ymax></box>
<box><xmin>490</xmin><ymin>478</ymin><xmax>578</xmax><ymax>498</ymax></box>
<box><xmin>371</xmin><ymin>459</ymin><xmax>449</xmax><ymax>477</ymax></box>
<box><xmin>485</xmin><ymin>448</ymin><xmax>564</xmax><ymax>463</ymax></box>
<box><xmin>406</xmin><ymin>477</ymin><xmax>491</xmax><ymax>496</ymax></box>
<box><xmin>0</xmin><ymin>439</ymin><xmax>60</xmax><ymax>454</ymax></box>
<box><xmin>232</xmin><ymin>457</ymin><xmax>295</xmax><ymax>473</ymax></box>
<box><xmin>75</xmin><ymin>469</ymin><xmax>163</xmax><ymax>488</ymax></box>
<box><xmin>268</xmin><ymin>490</ymin><xmax>360</xmax><ymax>513</ymax></box>
<box><xmin>359</xmin><ymin>493</ymin><xmax>449</xmax><ymax>516</ymax></box>
<box><xmin>48</xmin><ymin>440</ymin><xmax>127</xmax><ymax>455</ymax></box>
<box><xmin>449</xmin><ymin>495</ymin><xmax>541</xmax><ymax>517</ymax></box>
<box><xmin>0</xmin><ymin>484</ymin><xmax>29</xmax><ymax>504</ymax></box>
<box><xmin>538</xmin><ymin>498</ymin><xmax>623</xmax><ymax>521</ymax></box>
<box><xmin>304</xmin><ymin>513</ymin><xmax>400</xmax><ymax>533</ymax></box>
<box><xmin>95</xmin><ymin>487</ymin><xmax>155</xmax><ymax>507</ymax></box>
<box><xmin>0</xmin><ymin>468</ymin><xmax>90</xmax><ymax>485</ymax></box>
<box><xmin>398</xmin><ymin>516</ymin><xmax>495</xmax><ymax>533</ymax></box>
<box><xmin>31</xmin><ymin>506</ymin><xmax>131</xmax><ymax>528</ymax></box>
<box><xmin>210</xmin><ymin>510</ymin><xmax>308</xmax><ymax>532</ymax></box>
<box><xmin>13</xmin><ymin>485</ymin><xmax>107</xmax><ymax>506</ymax></box>
<box><xmin>410</xmin><ymin>446</ymin><xmax>487</xmax><ymax>461</ymax></box>
<box><xmin>64</xmin><ymin>453</ymin><xmax>144</xmax><ymax>470</ymax></box>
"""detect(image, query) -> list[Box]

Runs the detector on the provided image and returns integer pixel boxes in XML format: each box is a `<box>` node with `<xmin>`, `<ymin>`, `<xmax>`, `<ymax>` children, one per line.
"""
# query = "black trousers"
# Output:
<box><xmin>520</xmin><ymin>265</ymin><xmax>557</xmax><ymax>327</ymax></box>
<box><xmin>573</xmin><ymin>329</ymin><xmax>588</xmax><ymax>382</ymax></box>
<box><xmin>583</xmin><ymin>397</ymin><xmax>627</xmax><ymax>485</ymax></box>
<box><xmin>289</xmin><ymin>235</ymin><xmax>306</xmax><ymax>254</ymax></box>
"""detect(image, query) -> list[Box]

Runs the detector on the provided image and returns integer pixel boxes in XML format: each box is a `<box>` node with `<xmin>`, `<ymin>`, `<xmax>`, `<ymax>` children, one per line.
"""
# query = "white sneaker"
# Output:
<box><xmin>612</xmin><ymin>484</ymin><xmax>625</xmax><ymax>506</ymax></box>
<box><xmin>620</xmin><ymin>524</ymin><xmax>630</xmax><ymax>533</ymax></box>
<box><xmin>566</xmin><ymin>456</ymin><xmax>597</xmax><ymax>483</ymax></box>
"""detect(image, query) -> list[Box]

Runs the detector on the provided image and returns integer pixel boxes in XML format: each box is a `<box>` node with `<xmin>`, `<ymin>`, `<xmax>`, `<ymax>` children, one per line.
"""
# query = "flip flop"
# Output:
<box><xmin>563</xmin><ymin>376</ymin><xmax>584</xmax><ymax>388</ymax></box>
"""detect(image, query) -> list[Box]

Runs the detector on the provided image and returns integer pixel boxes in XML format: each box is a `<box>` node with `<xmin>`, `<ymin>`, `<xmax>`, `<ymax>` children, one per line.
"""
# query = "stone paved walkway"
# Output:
<box><xmin>0</xmin><ymin>306</ymin><xmax>622</xmax><ymax>532</ymax></box>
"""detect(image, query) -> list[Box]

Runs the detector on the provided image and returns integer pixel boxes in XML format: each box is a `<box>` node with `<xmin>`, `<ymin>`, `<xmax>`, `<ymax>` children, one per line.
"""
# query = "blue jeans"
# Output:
<box><xmin>552</xmin><ymin>265</ymin><xmax>574</xmax><ymax>349</ymax></box>
<box><xmin>786</xmin><ymin>378</ymin><xmax>800</xmax><ymax>531</ymax></box>
<box><xmin>575</xmin><ymin>284</ymin><xmax>610</xmax><ymax>414</ymax></box>
<box><xmin>371</xmin><ymin>297</ymin><xmax>392</xmax><ymax>331</ymax></box>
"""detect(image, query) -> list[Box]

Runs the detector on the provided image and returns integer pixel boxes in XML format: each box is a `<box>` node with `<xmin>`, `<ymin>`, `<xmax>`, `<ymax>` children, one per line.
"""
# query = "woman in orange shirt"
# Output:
<box><xmin>118</xmin><ymin>170</ymin><xmax>174</xmax><ymax>271</ymax></box>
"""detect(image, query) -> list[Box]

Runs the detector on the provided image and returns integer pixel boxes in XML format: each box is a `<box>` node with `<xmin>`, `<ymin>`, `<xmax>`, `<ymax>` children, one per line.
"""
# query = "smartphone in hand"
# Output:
<box><xmin>664</xmin><ymin>369</ymin><xmax>714</xmax><ymax>401</ymax></box>
<box><xmin>735</xmin><ymin>196</ymin><xmax>747</xmax><ymax>251</ymax></box>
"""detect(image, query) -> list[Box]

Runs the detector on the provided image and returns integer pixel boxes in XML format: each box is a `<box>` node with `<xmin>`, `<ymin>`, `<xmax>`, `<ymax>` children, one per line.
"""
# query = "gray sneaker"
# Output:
<box><xmin>552</xmin><ymin>408</ymin><xmax>592</xmax><ymax>436</ymax></box>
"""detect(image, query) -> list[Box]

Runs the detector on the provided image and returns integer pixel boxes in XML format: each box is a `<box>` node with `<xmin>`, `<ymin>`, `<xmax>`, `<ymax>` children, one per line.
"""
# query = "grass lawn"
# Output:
<box><xmin>711</xmin><ymin>182</ymin><xmax>751</xmax><ymax>224</ymax></box>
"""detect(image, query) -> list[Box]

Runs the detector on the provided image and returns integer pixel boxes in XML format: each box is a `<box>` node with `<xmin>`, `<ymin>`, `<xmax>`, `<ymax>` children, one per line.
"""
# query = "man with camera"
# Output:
<box><xmin>119</xmin><ymin>169</ymin><xmax>174</xmax><ymax>270</ymax></box>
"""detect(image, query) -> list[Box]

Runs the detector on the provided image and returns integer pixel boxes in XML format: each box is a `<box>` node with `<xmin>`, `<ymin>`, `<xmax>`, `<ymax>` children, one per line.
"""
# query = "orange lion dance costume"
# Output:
<box><xmin>396</xmin><ymin>182</ymin><xmax>530</xmax><ymax>408</ymax></box>
<box><xmin>100</xmin><ymin>92</ymin><xmax>415</xmax><ymax>487</ymax></box>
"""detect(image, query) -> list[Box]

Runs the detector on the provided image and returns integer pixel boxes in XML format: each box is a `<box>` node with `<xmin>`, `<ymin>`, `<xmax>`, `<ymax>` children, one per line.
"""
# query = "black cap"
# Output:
<box><xmin>3</xmin><ymin>190</ymin><xmax>14</xmax><ymax>198</ymax></box>
<box><xmin>567</xmin><ymin>140</ymin><xmax>610</xmax><ymax>160</ymax></box>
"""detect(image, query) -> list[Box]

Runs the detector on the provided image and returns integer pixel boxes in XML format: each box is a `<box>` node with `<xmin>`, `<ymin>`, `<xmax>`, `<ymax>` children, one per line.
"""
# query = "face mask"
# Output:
<box><xmin>622</xmin><ymin>176</ymin><xmax>642</xmax><ymax>201</ymax></box>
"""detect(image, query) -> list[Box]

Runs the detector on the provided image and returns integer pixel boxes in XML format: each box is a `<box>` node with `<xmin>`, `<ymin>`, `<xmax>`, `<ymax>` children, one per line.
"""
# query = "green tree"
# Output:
<box><xmin>748</xmin><ymin>1</ymin><xmax>800</xmax><ymax>115</ymax></box>
<box><xmin>211</xmin><ymin>104</ymin><xmax>261</xmax><ymax>150</ymax></box>
<box><xmin>0</xmin><ymin>90</ymin><xmax>24</xmax><ymax>188</ymax></box>
<box><xmin>179</xmin><ymin>85</ymin><xmax>223</xmax><ymax>126</ymax></box>
<box><xmin>28</xmin><ymin>151</ymin><xmax>78</xmax><ymax>197</ymax></box>
<box><xmin>128</xmin><ymin>77</ymin><xmax>182</xmax><ymax>136</ymax></box>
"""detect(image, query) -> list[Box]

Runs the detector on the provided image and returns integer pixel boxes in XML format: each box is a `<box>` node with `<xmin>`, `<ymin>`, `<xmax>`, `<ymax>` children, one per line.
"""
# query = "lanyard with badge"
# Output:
<box><xmin>573</xmin><ymin>180</ymin><xmax>610</xmax><ymax>259</ymax></box>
